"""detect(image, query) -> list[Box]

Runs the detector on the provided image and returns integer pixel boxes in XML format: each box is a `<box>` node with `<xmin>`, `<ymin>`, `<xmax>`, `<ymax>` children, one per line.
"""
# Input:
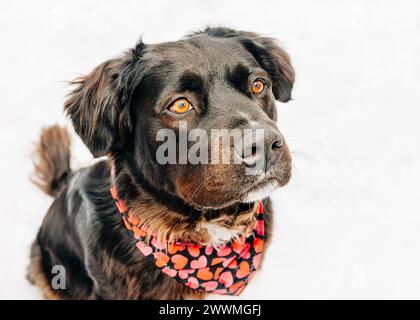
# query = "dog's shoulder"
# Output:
<box><xmin>66</xmin><ymin>160</ymin><xmax>111</xmax><ymax>208</ymax></box>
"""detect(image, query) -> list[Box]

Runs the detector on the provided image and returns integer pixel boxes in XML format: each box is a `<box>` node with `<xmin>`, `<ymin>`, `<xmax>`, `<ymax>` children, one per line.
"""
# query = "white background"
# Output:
<box><xmin>1</xmin><ymin>0</ymin><xmax>420</xmax><ymax>299</ymax></box>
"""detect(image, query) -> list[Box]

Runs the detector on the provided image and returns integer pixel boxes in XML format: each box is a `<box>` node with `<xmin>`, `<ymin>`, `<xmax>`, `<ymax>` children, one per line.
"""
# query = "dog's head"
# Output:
<box><xmin>65</xmin><ymin>27</ymin><xmax>294</xmax><ymax>209</ymax></box>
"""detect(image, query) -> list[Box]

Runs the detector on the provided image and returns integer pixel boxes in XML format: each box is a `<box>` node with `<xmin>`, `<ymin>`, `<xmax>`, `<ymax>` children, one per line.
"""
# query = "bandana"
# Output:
<box><xmin>110</xmin><ymin>186</ymin><xmax>265</xmax><ymax>296</ymax></box>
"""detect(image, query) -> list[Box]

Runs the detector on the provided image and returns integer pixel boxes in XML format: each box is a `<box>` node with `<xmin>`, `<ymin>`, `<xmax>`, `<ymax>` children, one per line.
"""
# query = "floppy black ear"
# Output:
<box><xmin>198</xmin><ymin>27</ymin><xmax>295</xmax><ymax>102</ymax></box>
<box><xmin>239</xmin><ymin>36</ymin><xmax>294</xmax><ymax>102</ymax></box>
<box><xmin>64</xmin><ymin>42</ymin><xmax>144</xmax><ymax>157</ymax></box>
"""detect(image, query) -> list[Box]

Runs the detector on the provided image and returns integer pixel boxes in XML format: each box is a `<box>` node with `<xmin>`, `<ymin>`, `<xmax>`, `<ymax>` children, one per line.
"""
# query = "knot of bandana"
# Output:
<box><xmin>110</xmin><ymin>186</ymin><xmax>265</xmax><ymax>296</ymax></box>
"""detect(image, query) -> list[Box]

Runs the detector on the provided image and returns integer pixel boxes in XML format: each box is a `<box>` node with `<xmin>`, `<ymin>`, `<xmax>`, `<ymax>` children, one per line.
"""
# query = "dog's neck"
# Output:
<box><xmin>110</xmin><ymin>160</ymin><xmax>258</xmax><ymax>247</ymax></box>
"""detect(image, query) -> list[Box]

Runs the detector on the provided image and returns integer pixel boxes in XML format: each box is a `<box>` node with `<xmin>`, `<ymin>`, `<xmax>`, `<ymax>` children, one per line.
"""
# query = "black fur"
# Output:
<box><xmin>29</xmin><ymin>27</ymin><xmax>294</xmax><ymax>299</ymax></box>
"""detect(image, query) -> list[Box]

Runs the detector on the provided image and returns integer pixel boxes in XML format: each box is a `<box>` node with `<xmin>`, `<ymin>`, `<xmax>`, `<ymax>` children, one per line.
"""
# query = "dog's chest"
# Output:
<box><xmin>203</xmin><ymin>223</ymin><xmax>243</xmax><ymax>247</ymax></box>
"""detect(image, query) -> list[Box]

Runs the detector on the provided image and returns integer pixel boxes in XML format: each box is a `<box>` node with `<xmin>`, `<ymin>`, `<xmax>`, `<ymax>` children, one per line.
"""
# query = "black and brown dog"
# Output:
<box><xmin>28</xmin><ymin>27</ymin><xmax>294</xmax><ymax>299</ymax></box>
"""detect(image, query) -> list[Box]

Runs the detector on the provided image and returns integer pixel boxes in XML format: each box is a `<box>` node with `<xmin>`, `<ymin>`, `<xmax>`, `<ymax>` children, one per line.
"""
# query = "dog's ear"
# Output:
<box><xmin>200</xmin><ymin>27</ymin><xmax>295</xmax><ymax>102</ymax></box>
<box><xmin>65</xmin><ymin>42</ymin><xmax>144</xmax><ymax>157</ymax></box>
<box><xmin>239</xmin><ymin>36</ymin><xmax>294</xmax><ymax>102</ymax></box>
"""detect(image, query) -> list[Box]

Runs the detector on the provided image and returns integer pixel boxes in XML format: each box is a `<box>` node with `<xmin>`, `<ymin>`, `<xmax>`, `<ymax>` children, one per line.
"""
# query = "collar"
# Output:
<box><xmin>110</xmin><ymin>186</ymin><xmax>265</xmax><ymax>296</ymax></box>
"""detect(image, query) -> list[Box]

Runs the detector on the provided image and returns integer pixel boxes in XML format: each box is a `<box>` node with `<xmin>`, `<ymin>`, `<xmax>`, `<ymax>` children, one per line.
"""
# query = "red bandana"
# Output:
<box><xmin>110</xmin><ymin>186</ymin><xmax>265</xmax><ymax>296</ymax></box>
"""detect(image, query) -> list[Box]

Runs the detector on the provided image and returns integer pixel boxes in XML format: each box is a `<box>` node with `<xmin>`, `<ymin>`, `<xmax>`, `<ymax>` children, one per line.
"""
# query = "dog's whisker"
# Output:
<box><xmin>290</xmin><ymin>150</ymin><xmax>315</xmax><ymax>161</ymax></box>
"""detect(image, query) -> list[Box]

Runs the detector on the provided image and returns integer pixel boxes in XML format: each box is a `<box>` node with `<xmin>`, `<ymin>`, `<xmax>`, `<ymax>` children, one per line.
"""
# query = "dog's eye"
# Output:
<box><xmin>251</xmin><ymin>79</ymin><xmax>265</xmax><ymax>94</ymax></box>
<box><xmin>168</xmin><ymin>98</ymin><xmax>192</xmax><ymax>114</ymax></box>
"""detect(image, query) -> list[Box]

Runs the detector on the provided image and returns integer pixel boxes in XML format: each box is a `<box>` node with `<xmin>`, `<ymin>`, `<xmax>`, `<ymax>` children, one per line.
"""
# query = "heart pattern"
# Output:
<box><xmin>136</xmin><ymin>241</ymin><xmax>152</xmax><ymax>256</ymax></box>
<box><xmin>197</xmin><ymin>268</ymin><xmax>213</xmax><ymax>280</ymax></box>
<box><xmin>219</xmin><ymin>271</ymin><xmax>234</xmax><ymax>288</ymax></box>
<box><xmin>154</xmin><ymin>252</ymin><xmax>170</xmax><ymax>268</ymax></box>
<box><xmin>171</xmin><ymin>254</ymin><xmax>189</xmax><ymax>270</ymax></box>
<box><xmin>111</xmin><ymin>186</ymin><xmax>265</xmax><ymax>296</ymax></box>
<box><xmin>190</xmin><ymin>255</ymin><xmax>207</xmax><ymax>269</ymax></box>
<box><xmin>187</xmin><ymin>246</ymin><xmax>201</xmax><ymax>257</ymax></box>
<box><xmin>178</xmin><ymin>269</ymin><xmax>194</xmax><ymax>279</ymax></box>
<box><xmin>168</xmin><ymin>243</ymin><xmax>185</xmax><ymax>254</ymax></box>
<box><xmin>236</xmin><ymin>261</ymin><xmax>251</xmax><ymax>278</ymax></box>
<box><xmin>161</xmin><ymin>266</ymin><xmax>177</xmax><ymax>277</ymax></box>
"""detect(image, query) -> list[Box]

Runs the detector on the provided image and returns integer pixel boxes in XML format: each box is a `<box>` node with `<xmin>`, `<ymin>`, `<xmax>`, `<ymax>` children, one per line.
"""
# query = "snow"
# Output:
<box><xmin>1</xmin><ymin>0</ymin><xmax>419</xmax><ymax>299</ymax></box>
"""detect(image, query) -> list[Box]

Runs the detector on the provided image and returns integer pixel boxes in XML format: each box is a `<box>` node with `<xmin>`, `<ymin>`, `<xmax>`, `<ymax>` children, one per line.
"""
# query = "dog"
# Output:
<box><xmin>27</xmin><ymin>27</ymin><xmax>294</xmax><ymax>299</ymax></box>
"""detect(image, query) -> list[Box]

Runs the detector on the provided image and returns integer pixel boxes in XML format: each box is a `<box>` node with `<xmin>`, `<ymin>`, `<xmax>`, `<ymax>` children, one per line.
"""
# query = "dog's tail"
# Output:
<box><xmin>31</xmin><ymin>125</ymin><xmax>72</xmax><ymax>197</ymax></box>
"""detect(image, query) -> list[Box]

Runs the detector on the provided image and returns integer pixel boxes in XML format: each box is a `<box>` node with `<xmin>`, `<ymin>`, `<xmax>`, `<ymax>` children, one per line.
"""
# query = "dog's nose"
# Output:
<box><xmin>234</xmin><ymin>128</ymin><xmax>283</xmax><ymax>171</ymax></box>
<box><xmin>266</xmin><ymin>134</ymin><xmax>284</xmax><ymax>171</ymax></box>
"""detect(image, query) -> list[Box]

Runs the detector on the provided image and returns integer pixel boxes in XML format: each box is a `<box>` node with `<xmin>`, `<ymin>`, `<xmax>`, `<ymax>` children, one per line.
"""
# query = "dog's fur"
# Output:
<box><xmin>27</xmin><ymin>27</ymin><xmax>294</xmax><ymax>299</ymax></box>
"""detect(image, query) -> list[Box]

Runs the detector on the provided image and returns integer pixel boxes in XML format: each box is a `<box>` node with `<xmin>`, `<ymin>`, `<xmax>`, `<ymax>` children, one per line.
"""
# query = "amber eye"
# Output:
<box><xmin>252</xmin><ymin>79</ymin><xmax>265</xmax><ymax>94</ymax></box>
<box><xmin>168</xmin><ymin>98</ymin><xmax>192</xmax><ymax>114</ymax></box>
